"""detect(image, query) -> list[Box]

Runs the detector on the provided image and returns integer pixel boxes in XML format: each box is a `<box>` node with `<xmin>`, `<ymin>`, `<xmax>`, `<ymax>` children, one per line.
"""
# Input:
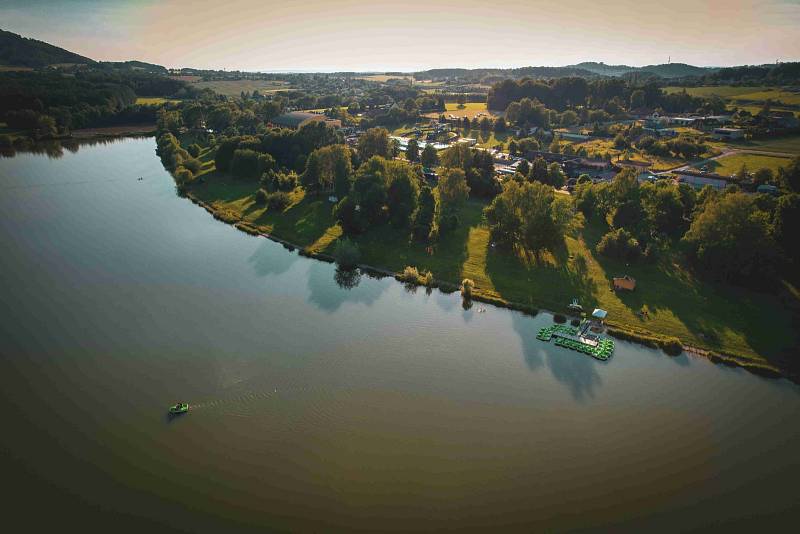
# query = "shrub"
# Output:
<box><xmin>266</xmin><ymin>191</ymin><xmax>291</xmax><ymax>211</ymax></box>
<box><xmin>461</xmin><ymin>278</ymin><xmax>475</xmax><ymax>299</ymax></box>
<box><xmin>255</xmin><ymin>189</ymin><xmax>268</xmax><ymax>204</ymax></box>
<box><xmin>0</xmin><ymin>134</ymin><xmax>12</xmax><ymax>148</ymax></box>
<box><xmin>398</xmin><ymin>266</ymin><xmax>432</xmax><ymax>286</ymax></box>
<box><xmin>553</xmin><ymin>314</ymin><xmax>567</xmax><ymax>323</ymax></box>
<box><xmin>333</xmin><ymin>238</ymin><xmax>361</xmax><ymax>268</ymax></box>
<box><xmin>570</xmin><ymin>318</ymin><xmax>581</xmax><ymax>326</ymax></box>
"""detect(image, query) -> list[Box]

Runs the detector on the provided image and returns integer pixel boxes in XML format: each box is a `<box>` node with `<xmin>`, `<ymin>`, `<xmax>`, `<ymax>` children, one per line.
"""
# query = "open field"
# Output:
<box><xmin>573</xmin><ymin>138</ymin><xmax>697</xmax><ymax>171</ymax></box>
<box><xmin>728</xmin><ymin>89</ymin><xmax>800</xmax><ymax>106</ymax></box>
<box><xmin>193</xmin><ymin>79</ymin><xmax>291</xmax><ymax>96</ymax></box>
<box><xmin>356</xmin><ymin>74</ymin><xmax>411</xmax><ymax>83</ymax></box>
<box><xmin>0</xmin><ymin>65</ymin><xmax>34</xmax><ymax>72</ymax></box>
<box><xmin>185</xmin><ymin>164</ymin><xmax>798</xmax><ymax>369</ymax></box>
<box><xmin>720</xmin><ymin>134</ymin><xmax>800</xmax><ymax>155</ymax></box>
<box><xmin>695</xmin><ymin>152</ymin><xmax>791</xmax><ymax>176</ymax></box>
<box><xmin>664</xmin><ymin>86</ymin><xmax>768</xmax><ymax>98</ymax></box>
<box><xmin>169</xmin><ymin>75</ymin><xmax>202</xmax><ymax>82</ymax></box>
<box><xmin>424</xmin><ymin>102</ymin><xmax>496</xmax><ymax>119</ymax></box>
<box><xmin>135</xmin><ymin>97</ymin><xmax>181</xmax><ymax>105</ymax></box>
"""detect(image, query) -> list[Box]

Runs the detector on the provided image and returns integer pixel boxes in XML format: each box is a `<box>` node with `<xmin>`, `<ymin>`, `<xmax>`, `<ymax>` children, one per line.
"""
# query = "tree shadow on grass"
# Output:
<box><xmin>252</xmin><ymin>194</ymin><xmax>335</xmax><ymax>247</ymax></box>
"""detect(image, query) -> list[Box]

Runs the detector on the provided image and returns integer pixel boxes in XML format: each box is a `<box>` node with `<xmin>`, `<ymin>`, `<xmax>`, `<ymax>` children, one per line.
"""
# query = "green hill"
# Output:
<box><xmin>0</xmin><ymin>29</ymin><xmax>94</xmax><ymax>68</ymax></box>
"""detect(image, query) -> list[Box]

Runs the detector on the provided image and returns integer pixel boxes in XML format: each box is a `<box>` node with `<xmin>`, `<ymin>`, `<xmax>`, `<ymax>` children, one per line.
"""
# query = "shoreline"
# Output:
<box><xmin>183</xmin><ymin>190</ymin><xmax>795</xmax><ymax>385</ymax></box>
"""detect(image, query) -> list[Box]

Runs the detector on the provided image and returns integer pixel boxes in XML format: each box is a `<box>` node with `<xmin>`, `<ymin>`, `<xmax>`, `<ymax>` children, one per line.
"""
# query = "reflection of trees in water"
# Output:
<box><xmin>334</xmin><ymin>267</ymin><xmax>361</xmax><ymax>289</ymax></box>
<box><xmin>1</xmin><ymin>136</ymin><xmax>145</xmax><ymax>160</ymax></box>
<box><xmin>511</xmin><ymin>311</ymin><xmax>603</xmax><ymax>402</ymax></box>
<box><xmin>247</xmin><ymin>240</ymin><xmax>298</xmax><ymax>277</ymax></box>
<box><xmin>306</xmin><ymin>261</ymin><xmax>388</xmax><ymax>312</ymax></box>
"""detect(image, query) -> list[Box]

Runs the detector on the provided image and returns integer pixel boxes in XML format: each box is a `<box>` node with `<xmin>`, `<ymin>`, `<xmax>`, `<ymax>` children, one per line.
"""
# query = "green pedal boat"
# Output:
<box><xmin>169</xmin><ymin>402</ymin><xmax>189</xmax><ymax>415</ymax></box>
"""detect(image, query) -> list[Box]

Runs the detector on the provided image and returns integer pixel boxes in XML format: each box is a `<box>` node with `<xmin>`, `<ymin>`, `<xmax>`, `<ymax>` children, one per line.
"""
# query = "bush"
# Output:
<box><xmin>397</xmin><ymin>266</ymin><xmax>432</xmax><ymax>286</ymax></box>
<box><xmin>553</xmin><ymin>314</ymin><xmax>567</xmax><ymax>323</ymax></box>
<box><xmin>255</xmin><ymin>188</ymin><xmax>268</xmax><ymax>204</ymax></box>
<box><xmin>0</xmin><ymin>134</ymin><xmax>12</xmax><ymax>148</ymax></box>
<box><xmin>266</xmin><ymin>191</ymin><xmax>291</xmax><ymax>211</ymax></box>
<box><xmin>187</xmin><ymin>143</ymin><xmax>201</xmax><ymax>158</ymax></box>
<box><xmin>461</xmin><ymin>278</ymin><xmax>475</xmax><ymax>299</ymax></box>
<box><xmin>333</xmin><ymin>238</ymin><xmax>361</xmax><ymax>268</ymax></box>
<box><xmin>570</xmin><ymin>318</ymin><xmax>581</xmax><ymax>326</ymax></box>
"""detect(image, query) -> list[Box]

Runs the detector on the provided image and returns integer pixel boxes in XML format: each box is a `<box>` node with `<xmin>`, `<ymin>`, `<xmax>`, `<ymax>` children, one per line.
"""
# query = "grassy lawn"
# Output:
<box><xmin>729</xmin><ymin>89</ymin><xmax>800</xmax><ymax>106</ymax></box>
<box><xmin>135</xmin><ymin>97</ymin><xmax>181</xmax><ymax>105</ymax></box>
<box><xmin>696</xmin><ymin>153</ymin><xmax>791</xmax><ymax>176</ymax></box>
<box><xmin>185</xmin><ymin>168</ymin><xmax>799</xmax><ymax>368</ymax></box>
<box><xmin>193</xmin><ymin>80</ymin><xmax>290</xmax><ymax>96</ymax></box>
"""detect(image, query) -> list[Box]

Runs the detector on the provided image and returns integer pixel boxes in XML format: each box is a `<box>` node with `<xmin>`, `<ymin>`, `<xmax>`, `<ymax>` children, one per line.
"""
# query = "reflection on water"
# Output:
<box><xmin>306</xmin><ymin>261</ymin><xmax>388</xmax><ymax>312</ymax></box>
<box><xmin>1</xmin><ymin>137</ymin><xmax>799</xmax><ymax>532</ymax></box>
<box><xmin>512</xmin><ymin>312</ymin><xmax>603</xmax><ymax>401</ymax></box>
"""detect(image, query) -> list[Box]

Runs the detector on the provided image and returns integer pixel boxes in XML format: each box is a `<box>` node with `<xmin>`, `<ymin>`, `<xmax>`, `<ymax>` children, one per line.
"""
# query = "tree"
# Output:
<box><xmin>546</xmin><ymin>162</ymin><xmax>565</xmax><ymax>188</ymax></box>
<box><xmin>438</xmin><ymin>167</ymin><xmax>470</xmax><ymax>209</ymax></box>
<box><xmin>333</xmin><ymin>238</ymin><xmax>361</xmax><ymax>268</ymax></box>
<box><xmin>560</xmin><ymin>110</ymin><xmax>578</xmax><ymax>127</ymax></box>
<box><xmin>682</xmin><ymin>192</ymin><xmax>777</xmax><ymax>283</ymax></box>
<box><xmin>406</xmin><ymin>139</ymin><xmax>420</xmax><ymax>162</ymax></box>
<box><xmin>412</xmin><ymin>186</ymin><xmax>437</xmax><ymax>241</ymax></box>
<box><xmin>630</xmin><ymin>89</ymin><xmax>646</xmax><ymax>110</ymax></box>
<box><xmin>528</xmin><ymin>157</ymin><xmax>549</xmax><ymax>183</ymax></box>
<box><xmin>386</xmin><ymin>162</ymin><xmax>420</xmax><ymax>227</ymax></box>
<box><xmin>549</xmin><ymin>136</ymin><xmax>561</xmax><ymax>153</ymax></box>
<box><xmin>484</xmin><ymin>180</ymin><xmax>567</xmax><ymax>254</ymax></box>
<box><xmin>456</xmin><ymin>93</ymin><xmax>466</xmax><ymax>108</ymax></box>
<box><xmin>516</xmin><ymin>159</ymin><xmax>530</xmax><ymax>176</ymax></box>
<box><xmin>596</xmin><ymin>228</ymin><xmax>641</xmax><ymax>261</ymax></box>
<box><xmin>779</xmin><ymin>156</ymin><xmax>800</xmax><ymax>192</ymax></box>
<box><xmin>643</xmin><ymin>183</ymin><xmax>685</xmax><ymax>236</ymax></box>
<box><xmin>302</xmin><ymin>144</ymin><xmax>352</xmax><ymax>195</ymax></box>
<box><xmin>494</xmin><ymin>117</ymin><xmax>507</xmax><ymax>132</ymax></box>
<box><xmin>357</xmin><ymin>127</ymin><xmax>390</xmax><ymax>160</ymax></box>
<box><xmin>773</xmin><ymin>193</ymin><xmax>800</xmax><ymax>265</ymax></box>
<box><xmin>231</xmin><ymin>149</ymin><xmax>271</xmax><ymax>180</ymax></box>
<box><xmin>508</xmin><ymin>139</ymin><xmax>519</xmax><ymax>156</ymax></box>
<box><xmin>420</xmin><ymin>143</ymin><xmax>439</xmax><ymax>168</ymax></box>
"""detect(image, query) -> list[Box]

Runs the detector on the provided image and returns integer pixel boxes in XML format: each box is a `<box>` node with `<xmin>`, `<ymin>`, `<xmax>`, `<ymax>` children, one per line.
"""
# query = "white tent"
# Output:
<box><xmin>592</xmin><ymin>308</ymin><xmax>608</xmax><ymax>320</ymax></box>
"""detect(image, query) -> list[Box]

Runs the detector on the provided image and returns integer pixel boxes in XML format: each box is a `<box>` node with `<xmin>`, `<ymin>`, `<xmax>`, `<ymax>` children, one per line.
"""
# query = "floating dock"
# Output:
<box><xmin>536</xmin><ymin>323</ymin><xmax>614</xmax><ymax>361</ymax></box>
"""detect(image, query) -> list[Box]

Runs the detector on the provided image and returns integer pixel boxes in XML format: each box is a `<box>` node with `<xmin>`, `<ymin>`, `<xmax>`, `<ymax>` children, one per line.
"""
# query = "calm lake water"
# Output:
<box><xmin>1</xmin><ymin>138</ymin><xmax>798</xmax><ymax>532</ymax></box>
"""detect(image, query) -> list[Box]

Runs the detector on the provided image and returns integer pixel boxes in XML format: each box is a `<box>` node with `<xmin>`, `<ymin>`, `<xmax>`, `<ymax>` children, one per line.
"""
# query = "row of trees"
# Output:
<box><xmin>574</xmin><ymin>162</ymin><xmax>800</xmax><ymax>285</ymax></box>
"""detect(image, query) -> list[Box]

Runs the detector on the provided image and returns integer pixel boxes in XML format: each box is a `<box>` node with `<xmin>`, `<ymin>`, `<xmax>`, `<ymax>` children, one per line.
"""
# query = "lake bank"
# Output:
<box><xmin>183</xmin><ymin>186</ymin><xmax>795</xmax><ymax>383</ymax></box>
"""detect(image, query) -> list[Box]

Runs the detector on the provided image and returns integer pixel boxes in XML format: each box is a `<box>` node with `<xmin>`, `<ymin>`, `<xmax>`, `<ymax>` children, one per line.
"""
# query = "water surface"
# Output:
<box><xmin>1</xmin><ymin>138</ymin><xmax>798</xmax><ymax>532</ymax></box>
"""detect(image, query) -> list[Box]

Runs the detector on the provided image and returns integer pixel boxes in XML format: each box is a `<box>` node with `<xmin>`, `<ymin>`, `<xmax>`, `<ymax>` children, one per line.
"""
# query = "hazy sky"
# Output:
<box><xmin>2</xmin><ymin>0</ymin><xmax>799</xmax><ymax>71</ymax></box>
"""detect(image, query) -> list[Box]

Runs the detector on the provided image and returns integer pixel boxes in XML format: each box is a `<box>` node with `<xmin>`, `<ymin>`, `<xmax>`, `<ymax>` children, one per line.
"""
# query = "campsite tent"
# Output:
<box><xmin>592</xmin><ymin>309</ymin><xmax>608</xmax><ymax>320</ymax></box>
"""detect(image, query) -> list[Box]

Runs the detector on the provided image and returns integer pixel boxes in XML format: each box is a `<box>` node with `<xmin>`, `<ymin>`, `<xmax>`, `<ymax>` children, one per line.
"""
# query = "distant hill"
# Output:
<box><xmin>638</xmin><ymin>63</ymin><xmax>714</xmax><ymax>78</ymax></box>
<box><xmin>415</xmin><ymin>62</ymin><xmax>716</xmax><ymax>81</ymax></box>
<box><xmin>101</xmin><ymin>60</ymin><xmax>167</xmax><ymax>74</ymax></box>
<box><xmin>570</xmin><ymin>62</ymin><xmax>637</xmax><ymax>76</ymax></box>
<box><xmin>0</xmin><ymin>29</ymin><xmax>94</xmax><ymax>68</ymax></box>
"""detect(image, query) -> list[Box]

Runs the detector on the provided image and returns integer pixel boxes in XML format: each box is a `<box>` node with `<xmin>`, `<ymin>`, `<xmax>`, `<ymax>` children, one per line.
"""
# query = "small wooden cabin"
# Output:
<box><xmin>613</xmin><ymin>275</ymin><xmax>636</xmax><ymax>291</ymax></box>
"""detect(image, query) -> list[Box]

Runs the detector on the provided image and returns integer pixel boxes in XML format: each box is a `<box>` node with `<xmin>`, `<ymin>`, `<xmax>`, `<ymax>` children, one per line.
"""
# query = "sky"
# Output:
<box><xmin>2</xmin><ymin>0</ymin><xmax>799</xmax><ymax>71</ymax></box>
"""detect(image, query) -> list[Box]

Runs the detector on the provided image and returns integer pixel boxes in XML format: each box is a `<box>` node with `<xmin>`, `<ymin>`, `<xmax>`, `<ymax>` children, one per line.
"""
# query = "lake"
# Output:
<box><xmin>1</xmin><ymin>138</ymin><xmax>798</xmax><ymax>532</ymax></box>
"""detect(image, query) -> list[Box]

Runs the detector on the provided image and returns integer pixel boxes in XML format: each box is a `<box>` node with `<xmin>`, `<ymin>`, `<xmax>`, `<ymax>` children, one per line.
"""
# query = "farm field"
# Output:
<box><xmin>696</xmin><ymin>152</ymin><xmax>792</xmax><ymax>176</ymax></box>
<box><xmin>193</xmin><ymin>79</ymin><xmax>291</xmax><ymax>96</ymax></box>
<box><xmin>356</xmin><ymin>74</ymin><xmax>411</xmax><ymax>83</ymax></box>
<box><xmin>423</xmin><ymin>102</ymin><xmax>496</xmax><ymax>119</ymax></box>
<box><xmin>135</xmin><ymin>97</ymin><xmax>180</xmax><ymax>105</ymax></box>
<box><xmin>664</xmin><ymin>86</ymin><xmax>767</xmax><ymax>98</ymax></box>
